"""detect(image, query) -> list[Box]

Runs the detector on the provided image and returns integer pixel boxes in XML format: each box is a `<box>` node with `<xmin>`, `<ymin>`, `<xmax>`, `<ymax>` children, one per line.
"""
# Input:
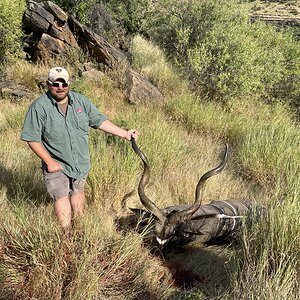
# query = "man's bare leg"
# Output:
<box><xmin>54</xmin><ymin>196</ymin><xmax>72</xmax><ymax>229</ymax></box>
<box><xmin>70</xmin><ymin>191</ymin><xmax>85</xmax><ymax>218</ymax></box>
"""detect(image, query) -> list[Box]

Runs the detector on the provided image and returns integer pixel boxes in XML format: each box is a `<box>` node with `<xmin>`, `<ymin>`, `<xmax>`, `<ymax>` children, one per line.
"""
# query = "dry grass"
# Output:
<box><xmin>130</xmin><ymin>35</ymin><xmax>187</xmax><ymax>96</ymax></box>
<box><xmin>1</xmin><ymin>50</ymin><xmax>300</xmax><ymax>299</ymax></box>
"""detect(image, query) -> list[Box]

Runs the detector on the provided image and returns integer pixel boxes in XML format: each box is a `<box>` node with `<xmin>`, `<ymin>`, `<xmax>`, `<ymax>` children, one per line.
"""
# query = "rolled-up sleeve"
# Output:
<box><xmin>21</xmin><ymin>107</ymin><xmax>44</xmax><ymax>142</ymax></box>
<box><xmin>87</xmin><ymin>101</ymin><xmax>108</xmax><ymax>129</ymax></box>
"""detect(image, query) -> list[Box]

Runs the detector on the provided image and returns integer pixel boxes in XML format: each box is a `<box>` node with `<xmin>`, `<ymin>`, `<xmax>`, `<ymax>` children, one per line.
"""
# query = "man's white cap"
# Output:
<box><xmin>48</xmin><ymin>67</ymin><xmax>70</xmax><ymax>83</ymax></box>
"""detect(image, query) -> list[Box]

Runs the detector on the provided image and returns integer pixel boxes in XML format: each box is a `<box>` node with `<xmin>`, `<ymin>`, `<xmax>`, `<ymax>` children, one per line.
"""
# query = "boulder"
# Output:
<box><xmin>23</xmin><ymin>0</ymin><xmax>54</xmax><ymax>33</ymax></box>
<box><xmin>80</xmin><ymin>63</ymin><xmax>106</xmax><ymax>80</ymax></box>
<box><xmin>68</xmin><ymin>16</ymin><xmax>126</xmax><ymax>67</ymax></box>
<box><xmin>125</xmin><ymin>69</ymin><xmax>164</xmax><ymax>105</ymax></box>
<box><xmin>22</xmin><ymin>1</ymin><xmax>164</xmax><ymax>105</ymax></box>
<box><xmin>23</xmin><ymin>0</ymin><xmax>79</xmax><ymax>62</ymax></box>
<box><xmin>0</xmin><ymin>76</ymin><xmax>35</xmax><ymax>101</ymax></box>
<box><xmin>23</xmin><ymin>0</ymin><xmax>124</xmax><ymax>65</ymax></box>
<box><xmin>43</xmin><ymin>1</ymin><xmax>68</xmax><ymax>24</ymax></box>
<box><xmin>33</xmin><ymin>33</ymin><xmax>67</xmax><ymax>61</ymax></box>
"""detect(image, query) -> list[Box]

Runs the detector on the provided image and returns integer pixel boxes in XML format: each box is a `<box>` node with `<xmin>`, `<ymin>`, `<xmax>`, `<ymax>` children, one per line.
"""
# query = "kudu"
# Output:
<box><xmin>130</xmin><ymin>138</ymin><xmax>260</xmax><ymax>248</ymax></box>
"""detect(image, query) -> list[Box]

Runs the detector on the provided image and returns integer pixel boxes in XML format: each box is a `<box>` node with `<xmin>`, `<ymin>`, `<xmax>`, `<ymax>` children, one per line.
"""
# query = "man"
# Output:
<box><xmin>21</xmin><ymin>67</ymin><xmax>139</xmax><ymax>231</ymax></box>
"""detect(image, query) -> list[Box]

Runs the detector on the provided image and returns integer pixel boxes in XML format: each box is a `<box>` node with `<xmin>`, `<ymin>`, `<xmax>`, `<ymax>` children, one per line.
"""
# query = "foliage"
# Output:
<box><xmin>88</xmin><ymin>0</ymin><xmax>155</xmax><ymax>48</ymax></box>
<box><xmin>99</xmin><ymin>0</ymin><xmax>153</xmax><ymax>35</ymax></box>
<box><xmin>0</xmin><ymin>0</ymin><xmax>26</xmax><ymax>67</ymax></box>
<box><xmin>46</xmin><ymin>0</ymin><xmax>96</xmax><ymax>24</ymax></box>
<box><xmin>145</xmin><ymin>0</ymin><xmax>242</xmax><ymax>64</ymax></box>
<box><xmin>188</xmin><ymin>20</ymin><xmax>300</xmax><ymax>103</ymax></box>
<box><xmin>88</xmin><ymin>2</ymin><xmax>128</xmax><ymax>47</ymax></box>
<box><xmin>140</xmin><ymin>0</ymin><xmax>300</xmax><ymax>105</ymax></box>
<box><xmin>267</xmin><ymin>29</ymin><xmax>300</xmax><ymax>111</ymax></box>
<box><xmin>188</xmin><ymin>21</ymin><xmax>264</xmax><ymax>101</ymax></box>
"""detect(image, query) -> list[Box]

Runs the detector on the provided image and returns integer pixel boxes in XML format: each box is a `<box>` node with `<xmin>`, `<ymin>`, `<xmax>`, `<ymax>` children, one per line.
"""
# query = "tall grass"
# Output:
<box><xmin>129</xmin><ymin>35</ymin><xmax>186</xmax><ymax>96</ymax></box>
<box><xmin>1</xmin><ymin>36</ymin><xmax>300</xmax><ymax>299</ymax></box>
<box><xmin>164</xmin><ymin>70</ymin><xmax>300</xmax><ymax>299</ymax></box>
<box><xmin>237</xmin><ymin>114</ymin><xmax>300</xmax><ymax>193</ymax></box>
<box><xmin>0</xmin><ymin>199</ymin><xmax>176</xmax><ymax>299</ymax></box>
<box><xmin>228</xmin><ymin>193</ymin><xmax>300</xmax><ymax>299</ymax></box>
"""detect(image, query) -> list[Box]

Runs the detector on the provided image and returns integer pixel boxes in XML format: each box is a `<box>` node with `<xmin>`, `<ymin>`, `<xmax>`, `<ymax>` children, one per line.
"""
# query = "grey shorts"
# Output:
<box><xmin>43</xmin><ymin>170</ymin><xmax>87</xmax><ymax>200</ymax></box>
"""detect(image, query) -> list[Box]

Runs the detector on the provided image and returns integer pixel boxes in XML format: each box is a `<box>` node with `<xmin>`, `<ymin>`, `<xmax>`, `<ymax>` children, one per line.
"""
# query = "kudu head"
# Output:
<box><xmin>131</xmin><ymin>138</ymin><xmax>228</xmax><ymax>246</ymax></box>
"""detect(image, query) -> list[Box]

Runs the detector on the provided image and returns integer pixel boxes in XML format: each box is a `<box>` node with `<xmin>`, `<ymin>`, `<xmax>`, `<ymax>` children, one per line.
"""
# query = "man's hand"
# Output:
<box><xmin>125</xmin><ymin>129</ymin><xmax>139</xmax><ymax>141</ymax></box>
<box><xmin>27</xmin><ymin>141</ymin><xmax>63</xmax><ymax>173</ymax></box>
<box><xmin>99</xmin><ymin>120</ymin><xmax>139</xmax><ymax>141</ymax></box>
<box><xmin>46</xmin><ymin>160</ymin><xmax>63</xmax><ymax>173</ymax></box>
<box><xmin>27</xmin><ymin>141</ymin><xmax>63</xmax><ymax>172</ymax></box>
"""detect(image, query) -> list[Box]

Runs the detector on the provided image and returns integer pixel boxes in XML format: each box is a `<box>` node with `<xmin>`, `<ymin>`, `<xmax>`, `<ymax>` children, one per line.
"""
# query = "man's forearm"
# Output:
<box><xmin>99</xmin><ymin>120</ymin><xmax>128</xmax><ymax>138</ymax></box>
<box><xmin>99</xmin><ymin>120</ymin><xmax>139</xmax><ymax>141</ymax></box>
<box><xmin>27</xmin><ymin>141</ymin><xmax>62</xmax><ymax>172</ymax></box>
<box><xmin>27</xmin><ymin>141</ymin><xmax>53</xmax><ymax>164</ymax></box>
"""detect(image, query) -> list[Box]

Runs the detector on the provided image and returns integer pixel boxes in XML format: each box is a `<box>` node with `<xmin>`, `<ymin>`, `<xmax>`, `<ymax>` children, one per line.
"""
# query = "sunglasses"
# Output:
<box><xmin>48</xmin><ymin>80</ymin><xmax>69</xmax><ymax>88</ymax></box>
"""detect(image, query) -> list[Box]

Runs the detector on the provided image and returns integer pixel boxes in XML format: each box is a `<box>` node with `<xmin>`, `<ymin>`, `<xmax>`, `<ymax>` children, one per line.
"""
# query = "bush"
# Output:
<box><xmin>142</xmin><ymin>0</ymin><xmax>300</xmax><ymax>105</ymax></box>
<box><xmin>99</xmin><ymin>0</ymin><xmax>153</xmax><ymax>35</ymax></box>
<box><xmin>0</xmin><ymin>0</ymin><xmax>26</xmax><ymax>67</ymax></box>
<box><xmin>90</xmin><ymin>0</ymin><xmax>154</xmax><ymax>48</ymax></box>
<box><xmin>187</xmin><ymin>20</ymin><xmax>295</xmax><ymax>102</ymax></box>
<box><xmin>144</xmin><ymin>0</ymin><xmax>245</xmax><ymax>67</ymax></box>
<box><xmin>188</xmin><ymin>22</ymin><xmax>264</xmax><ymax>101</ymax></box>
<box><xmin>48</xmin><ymin>0</ymin><xmax>95</xmax><ymax>24</ymax></box>
<box><xmin>266</xmin><ymin>29</ymin><xmax>300</xmax><ymax>111</ymax></box>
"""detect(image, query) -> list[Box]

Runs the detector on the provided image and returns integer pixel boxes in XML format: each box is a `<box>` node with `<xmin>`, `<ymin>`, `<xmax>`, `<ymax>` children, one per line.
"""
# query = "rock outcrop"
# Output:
<box><xmin>0</xmin><ymin>75</ymin><xmax>35</xmax><ymax>101</ymax></box>
<box><xmin>21</xmin><ymin>0</ymin><xmax>163</xmax><ymax>104</ymax></box>
<box><xmin>125</xmin><ymin>69</ymin><xmax>164</xmax><ymax>105</ymax></box>
<box><xmin>23</xmin><ymin>1</ymin><xmax>79</xmax><ymax>61</ymax></box>
<box><xmin>250</xmin><ymin>13</ymin><xmax>300</xmax><ymax>27</ymax></box>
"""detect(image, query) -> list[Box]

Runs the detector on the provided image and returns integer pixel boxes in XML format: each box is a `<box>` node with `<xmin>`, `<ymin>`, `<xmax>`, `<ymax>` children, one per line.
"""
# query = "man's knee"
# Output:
<box><xmin>54</xmin><ymin>196</ymin><xmax>72</xmax><ymax>228</ymax></box>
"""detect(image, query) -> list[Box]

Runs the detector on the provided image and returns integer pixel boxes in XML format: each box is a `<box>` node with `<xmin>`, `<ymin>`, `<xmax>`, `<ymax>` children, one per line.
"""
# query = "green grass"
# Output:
<box><xmin>130</xmin><ymin>35</ymin><xmax>187</xmax><ymax>96</ymax></box>
<box><xmin>1</xmin><ymin>35</ymin><xmax>300</xmax><ymax>299</ymax></box>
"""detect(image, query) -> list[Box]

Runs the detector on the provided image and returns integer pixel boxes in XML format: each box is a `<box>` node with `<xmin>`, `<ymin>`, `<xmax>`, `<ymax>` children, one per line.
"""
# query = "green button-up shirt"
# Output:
<box><xmin>21</xmin><ymin>91</ymin><xmax>107</xmax><ymax>179</ymax></box>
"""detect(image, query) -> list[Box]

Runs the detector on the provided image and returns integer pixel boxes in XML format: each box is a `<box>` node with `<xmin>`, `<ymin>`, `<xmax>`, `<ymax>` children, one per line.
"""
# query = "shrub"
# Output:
<box><xmin>99</xmin><ymin>0</ymin><xmax>153</xmax><ymax>35</ymax></box>
<box><xmin>48</xmin><ymin>0</ymin><xmax>95</xmax><ymax>24</ymax></box>
<box><xmin>187</xmin><ymin>22</ymin><xmax>264</xmax><ymax>101</ymax></box>
<box><xmin>266</xmin><ymin>29</ymin><xmax>300</xmax><ymax>112</ymax></box>
<box><xmin>187</xmin><ymin>20</ymin><xmax>293</xmax><ymax>102</ymax></box>
<box><xmin>144</xmin><ymin>0</ymin><xmax>246</xmax><ymax>68</ymax></box>
<box><xmin>0</xmin><ymin>0</ymin><xmax>26</xmax><ymax>67</ymax></box>
<box><xmin>143</xmin><ymin>0</ymin><xmax>300</xmax><ymax>106</ymax></box>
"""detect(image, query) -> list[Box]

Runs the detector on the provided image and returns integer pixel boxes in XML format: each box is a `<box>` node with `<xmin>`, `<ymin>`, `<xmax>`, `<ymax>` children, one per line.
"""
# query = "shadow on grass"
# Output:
<box><xmin>115</xmin><ymin>213</ymin><xmax>233</xmax><ymax>299</ymax></box>
<box><xmin>0</xmin><ymin>163</ymin><xmax>50</xmax><ymax>206</ymax></box>
<box><xmin>166</xmin><ymin>246</ymin><xmax>232</xmax><ymax>299</ymax></box>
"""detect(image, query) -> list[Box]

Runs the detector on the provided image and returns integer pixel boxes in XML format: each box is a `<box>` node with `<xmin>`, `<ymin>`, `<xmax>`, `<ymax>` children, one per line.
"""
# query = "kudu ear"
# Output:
<box><xmin>129</xmin><ymin>207</ymin><xmax>157</xmax><ymax>228</ymax></box>
<box><xmin>129</xmin><ymin>208</ymin><xmax>153</xmax><ymax>219</ymax></box>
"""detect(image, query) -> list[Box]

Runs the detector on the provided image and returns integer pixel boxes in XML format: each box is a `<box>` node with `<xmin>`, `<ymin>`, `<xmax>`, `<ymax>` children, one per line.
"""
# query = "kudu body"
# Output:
<box><xmin>130</xmin><ymin>138</ymin><xmax>260</xmax><ymax>248</ymax></box>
